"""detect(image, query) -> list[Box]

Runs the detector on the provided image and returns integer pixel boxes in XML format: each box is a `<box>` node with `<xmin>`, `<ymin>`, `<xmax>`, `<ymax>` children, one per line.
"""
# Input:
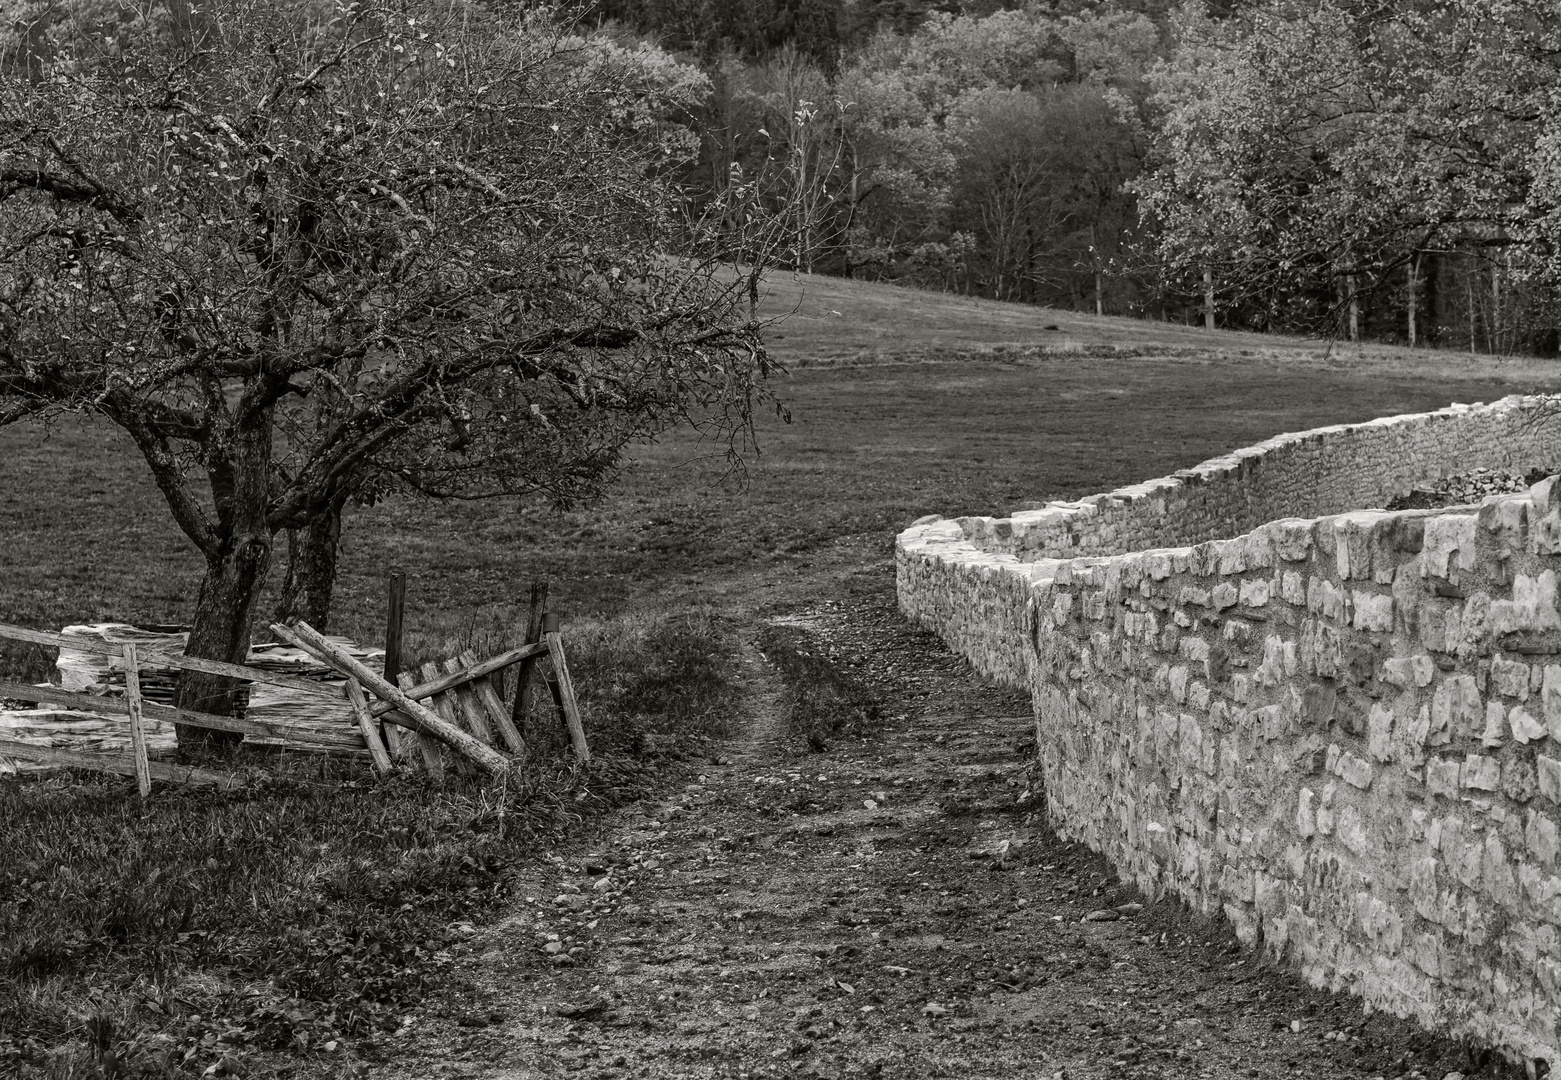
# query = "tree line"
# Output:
<box><xmin>591</xmin><ymin>0</ymin><xmax>1561</xmax><ymax>353</ymax></box>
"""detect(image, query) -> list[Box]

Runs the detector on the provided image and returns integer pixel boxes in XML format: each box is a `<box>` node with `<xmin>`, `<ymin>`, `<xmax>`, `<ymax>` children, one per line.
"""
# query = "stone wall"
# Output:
<box><xmin>897</xmin><ymin>394</ymin><xmax>1561</xmax><ymax>1068</ymax></box>
<box><xmin>958</xmin><ymin>396</ymin><xmax>1560</xmax><ymax>563</ymax></box>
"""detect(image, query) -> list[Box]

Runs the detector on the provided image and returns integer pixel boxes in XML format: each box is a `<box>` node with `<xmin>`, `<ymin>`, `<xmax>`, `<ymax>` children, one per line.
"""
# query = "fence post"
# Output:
<box><xmin>122</xmin><ymin>644</ymin><xmax>152</xmax><ymax>798</ymax></box>
<box><xmin>543</xmin><ymin>615</ymin><xmax>589</xmax><ymax>764</ymax></box>
<box><xmin>511</xmin><ymin>580</ymin><xmax>548</xmax><ymax>744</ymax></box>
<box><xmin>381</xmin><ymin>572</ymin><xmax>407</xmax><ymax>756</ymax></box>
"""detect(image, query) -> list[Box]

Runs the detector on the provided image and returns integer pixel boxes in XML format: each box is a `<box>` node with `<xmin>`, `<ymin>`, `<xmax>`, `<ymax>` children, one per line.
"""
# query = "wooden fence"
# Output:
<box><xmin>0</xmin><ymin>594</ymin><xmax>587</xmax><ymax>795</ymax></box>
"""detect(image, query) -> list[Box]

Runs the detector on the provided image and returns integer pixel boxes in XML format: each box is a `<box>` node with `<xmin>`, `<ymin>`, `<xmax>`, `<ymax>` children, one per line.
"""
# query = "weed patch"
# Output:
<box><xmin>0</xmin><ymin>611</ymin><xmax>741</xmax><ymax>1079</ymax></box>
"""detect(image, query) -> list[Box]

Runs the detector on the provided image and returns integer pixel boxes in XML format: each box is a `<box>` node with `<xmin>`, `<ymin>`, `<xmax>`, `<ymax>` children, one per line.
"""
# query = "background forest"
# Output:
<box><xmin>579</xmin><ymin>0</ymin><xmax>1561</xmax><ymax>353</ymax></box>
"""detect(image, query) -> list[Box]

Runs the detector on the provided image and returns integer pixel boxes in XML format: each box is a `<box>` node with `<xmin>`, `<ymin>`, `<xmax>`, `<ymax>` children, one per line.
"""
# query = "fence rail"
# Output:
<box><xmin>0</xmin><ymin>587</ymin><xmax>587</xmax><ymax>795</ymax></box>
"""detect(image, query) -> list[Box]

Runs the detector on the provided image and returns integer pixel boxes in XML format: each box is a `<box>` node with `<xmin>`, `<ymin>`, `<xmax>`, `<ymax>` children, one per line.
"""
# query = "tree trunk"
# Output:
<box><xmin>174</xmin><ymin>407</ymin><xmax>274</xmax><ymax>756</ymax></box>
<box><xmin>1466</xmin><ymin>258</ymin><xmax>1478</xmax><ymax>354</ymax></box>
<box><xmin>273</xmin><ymin>493</ymin><xmax>346</xmax><ymax>632</ymax></box>
<box><xmin>1406</xmin><ymin>255</ymin><xmax>1419</xmax><ymax>347</ymax></box>
<box><xmin>177</xmin><ymin>533</ymin><xmax>272</xmax><ymax>753</ymax></box>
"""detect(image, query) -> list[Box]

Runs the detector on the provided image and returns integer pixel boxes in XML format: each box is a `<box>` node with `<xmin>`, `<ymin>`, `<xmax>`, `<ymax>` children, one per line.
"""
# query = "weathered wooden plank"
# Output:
<box><xmin>424</xmin><ymin>661</ymin><xmax>480</xmax><ymax>779</ymax></box>
<box><xmin>363</xmin><ymin>642</ymin><xmax>548</xmax><ymax>718</ymax></box>
<box><xmin>0</xmin><ymin>622</ymin><xmax>345</xmax><ymax>698</ymax></box>
<box><xmin>0</xmin><ymin>739</ymin><xmax>244</xmax><ymax>789</ymax></box>
<box><xmin>400</xmin><ymin>671</ymin><xmax>446</xmax><ymax>780</ymax></box>
<box><xmin>545</xmin><ymin>629</ymin><xmax>590</xmax><ymax>764</ymax></box>
<box><xmin>459</xmin><ymin>649</ymin><xmax>526</xmax><ymax>756</ymax></box>
<box><xmin>443</xmin><ymin>657</ymin><xmax>495</xmax><ymax>746</ymax></box>
<box><xmin>122</xmin><ymin>644</ymin><xmax>152</xmax><ymax>798</ymax></box>
<box><xmin>271</xmin><ymin>621</ymin><xmax>510</xmax><ymax>776</ymax></box>
<box><xmin>511</xmin><ymin>582</ymin><xmax>549</xmax><ymax>739</ymax></box>
<box><xmin>345</xmin><ymin>679</ymin><xmax>393</xmax><ymax>776</ymax></box>
<box><xmin>381</xmin><ymin>573</ymin><xmax>408</xmax><ymax>759</ymax></box>
<box><xmin>0</xmin><ymin>681</ymin><xmax>365</xmax><ymax>750</ymax></box>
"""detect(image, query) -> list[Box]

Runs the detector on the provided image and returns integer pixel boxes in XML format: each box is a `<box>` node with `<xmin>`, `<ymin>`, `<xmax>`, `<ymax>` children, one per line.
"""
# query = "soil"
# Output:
<box><xmin>369</xmin><ymin>567</ymin><xmax>1498</xmax><ymax>1080</ymax></box>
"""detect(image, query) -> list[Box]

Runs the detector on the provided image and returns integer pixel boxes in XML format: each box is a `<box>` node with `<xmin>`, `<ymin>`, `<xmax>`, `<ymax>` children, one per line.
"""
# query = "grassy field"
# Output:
<box><xmin>2</xmin><ymin>271</ymin><xmax>1558</xmax><ymax>1077</ymax></box>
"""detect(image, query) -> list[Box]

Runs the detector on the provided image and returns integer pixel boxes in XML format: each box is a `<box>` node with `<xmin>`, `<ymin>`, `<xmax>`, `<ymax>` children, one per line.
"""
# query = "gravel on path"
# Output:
<box><xmin>371</xmin><ymin>569</ymin><xmax>1495</xmax><ymax>1080</ymax></box>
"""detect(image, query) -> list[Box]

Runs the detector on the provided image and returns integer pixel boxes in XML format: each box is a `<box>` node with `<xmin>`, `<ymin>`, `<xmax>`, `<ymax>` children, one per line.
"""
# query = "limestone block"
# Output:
<box><xmin>1533</xmin><ymin>507</ymin><xmax>1561</xmax><ymax>556</ymax></box>
<box><xmin>1428</xmin><ymin>676</ymin><xmax>1479</xmax><ymax>746</ymax></box>
<box><xmin>1316</xmin><ymin>782</ymin><xmax>1337</xmax><ymax>835</ymax></box>
<box><xmin>1484</xmin><ymin>831</ymin><xmax>1518</xmax><ymax>906</ymax></box>
<box><xmin>1308</xmin><ymin>578</ymin><xmax>1346</xmax><ymax>621</ymax></box>
<box><xmin>1544</xmin><ymin>666</ymin><xmax>1561</xmax><ymax>743</ymax></box>
<box><xmin>1492</xmin><ymin>656</ymin><xmax>1532</xmax><ymax>700</ymax></box>
<box><xmin>1369</xmin><ymin>702</ymin><xmax>1395</xmax><ymax>762</ymax></box>
<box><xmin>1539</xmin><ymin>755</ymin><xmax>1561</xmax><ymax>805</ymax></box>
<box><xmin>1480</xmin><ymin>490</ymin><xmax>1532</xmax><ymax>553</ymax></box>
<box><xmin>1213</xmin><ymin>581</ymin><xmax>1238</xmax><ymax>611</ymax></box>
<box><xmin>1382</xmin><ymin>654</ymin><xmax>1435</xmax><ymax>689</ymax></box>
<box><xmin>1511</xmin><ymin>705</ymin><xmax>1548</xmax><ymax>745</ymax></box>
<box><xmin>1423</xmin><ymin>514</ymin><xmax>1479</xmax><ymax>581</ymax></box>
<box><xmin>1181</xmin><ymin>585</ymin><xmax>1210</xmax><ymax>607</ymax></box>
<box><xmin>1272</xmin><ymin>519</ymin><xmax>1314</xmax><ymax>562</ymax></box>
<box><xmin>1337</xmin><ymin>805</ymin><xmax>1372</xmax><ymax>854</ymax></box>
<box><xmin>1232</xmin><ymin>673</ymin><xmax>1250</xmax><ymax>704</ymax></box>
<box><xmin>1241</xmin><ymin>578</ymin><xmax>1271</xmax><ymax>608</ymax></box>
<box><xmin>1216</xmin><ymin>541</ymin><xmax>1248</xmax><ymax>576</ymax></box>
<box><xmin>1490</xmin><ymin>570</ymin><xmax>1561</xmax><ymax>633</ymax></box>
<box><xmin>1483</xmin><ymin>701</ymin><xmax>1508</xmax><ymax>748</ymax></box>
<box><xmin>1281</xmin><ymin>571</ymin><xmax>1306</xmax><ymax>605</ymax></box>
<box><xmin>1335</xmin><ymin>750</ymin><xmax>1375</xmax><ymax>790</ymax></box>
<box><xmin>1427</xmin><ymin>756</ymin><xmax>1461</xmax><ymax>798</ymax></box>
<box><xmin>1457</xmin><ymin>593</ymin><xmax>1491</xmax><ymax>655</ymax></box>
<box><xmin>1351</xmin><ymin>591</ymin><xmax>1393</xmax><ymax>633</ymax></box>
<box><xmin>1527</xmin><ymin>811</ymin><xmax>1560</xmax><ymax>863</ymax></box>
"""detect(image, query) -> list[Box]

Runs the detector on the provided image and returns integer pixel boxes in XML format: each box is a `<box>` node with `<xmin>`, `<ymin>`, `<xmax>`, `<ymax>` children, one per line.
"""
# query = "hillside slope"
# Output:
<box><xmin>754</xmin><ymin>270</ymin><xmax>1558</xmax><ymax>382</ymax></box>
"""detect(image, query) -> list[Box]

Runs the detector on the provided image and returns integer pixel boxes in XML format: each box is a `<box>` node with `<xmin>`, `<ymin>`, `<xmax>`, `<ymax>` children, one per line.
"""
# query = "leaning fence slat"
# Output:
<box><xmin>363</xmin><ymin>642</ymin><xmax>548</xmax><ymax>719</ymax></box>
<box><xmin>543</xmin><ymin>622</ymin><xmax>589</xmax><ymax>763</ymax></box>
<box><xmin>511</xmin><ymin>581</ymin><xmax>548</xmax><ymax>741</ymax></box>
<box><xmin>0</xmin><ymin>622</ymin><xmax>345</xmax><ymax>698</ymax></box>
<box><xmin>270</xmin><ymin>622</ymin><xmax>510</xmax><ymax>777</ymax></box>
<box><xmin>443</xmin><ymin>657</ymin><xmax>495</xmax><ymax>746</ymax></box>
<box><xmin>0</xmin><ymin>738</ymin><xmax>243</xmax><ymax>789</ymax></box>
<box><xmin>122</xmin><ymin>644</ymin><xmax>152</xmax><ymax>798</ymax></box>
<box><xmin>423</xmin><ymin>661</ymin><xmax>480</xmax><ymax>779</ymax></box>
<box><xmin>0</xmin><ymin>680</ymin><xmax>365</xmax><ymax>749</ymax></box>
<box><xmin>344</xmin><ymin>679</ymin><xmax>393</xmax><ymax>776</ymax></box>
<box><xmin>459</xmin><ymin>649</ymin><xmax>526</xmax><ymax>756</ymax></box>
<box><xmin>400</xmin><ymin>672</ymin><xmax>446</xmax><ymax>780</ymax></box>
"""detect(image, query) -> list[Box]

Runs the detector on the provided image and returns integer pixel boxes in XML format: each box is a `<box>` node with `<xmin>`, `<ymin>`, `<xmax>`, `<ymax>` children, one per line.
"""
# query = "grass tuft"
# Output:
<box><xmin>0</xmin><ymin>608</ymin><xmax>741</xmax><ymax>1079</ymax></box>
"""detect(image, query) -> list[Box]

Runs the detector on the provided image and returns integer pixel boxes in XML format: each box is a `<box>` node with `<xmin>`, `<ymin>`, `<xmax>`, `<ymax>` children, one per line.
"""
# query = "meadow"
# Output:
<box><xmin>1</xmin><ymin>271</ymin><xmax>1556</xmax><ymax>1076</ymax></box>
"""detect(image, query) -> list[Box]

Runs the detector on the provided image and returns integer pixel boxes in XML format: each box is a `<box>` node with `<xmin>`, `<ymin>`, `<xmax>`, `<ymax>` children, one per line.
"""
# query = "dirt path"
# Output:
<box><xmin>372</xmin><ymin>572</ymin><xmax>1489</xmax><ymax>1080</ymax></box>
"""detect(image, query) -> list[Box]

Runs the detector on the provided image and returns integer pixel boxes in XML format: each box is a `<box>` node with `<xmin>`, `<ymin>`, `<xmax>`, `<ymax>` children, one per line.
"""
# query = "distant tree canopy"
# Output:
<box><xmin>568</xmin><ymin>0</ymin><xmax>1561</xmax><ymax>354</ymax></box>
<box><xmin>0</xmin><ymin>0</ymin><xmax>782</xmax><ymax>749</ymax></box>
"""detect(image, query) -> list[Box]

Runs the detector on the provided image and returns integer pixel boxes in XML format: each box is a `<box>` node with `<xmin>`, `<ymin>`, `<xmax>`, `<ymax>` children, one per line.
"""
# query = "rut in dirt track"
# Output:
<box><xmin>372</xmin><ymin>573</ymin><xmax>1487</xmax><ymax>1080</ymax></box>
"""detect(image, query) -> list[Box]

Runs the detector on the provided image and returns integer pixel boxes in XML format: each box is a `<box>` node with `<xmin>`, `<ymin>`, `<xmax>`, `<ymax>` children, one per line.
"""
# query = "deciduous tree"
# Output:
<box><xmin>0</xmin><ymin>0</ymin><xmax>779</xmax><ymax>749</ymax></box>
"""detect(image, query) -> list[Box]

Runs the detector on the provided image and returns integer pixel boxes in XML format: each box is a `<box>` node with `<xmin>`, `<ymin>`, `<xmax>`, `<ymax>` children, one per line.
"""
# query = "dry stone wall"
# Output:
<box><xmin>960</xmin><ymin>397</ymin><xmax>1559</xmax><ymax>562</ymax></box>
<box><xmin>897</xmin><ymin>395</ymin><xmax>1561</xmax><ymax>1067</ymax></box>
